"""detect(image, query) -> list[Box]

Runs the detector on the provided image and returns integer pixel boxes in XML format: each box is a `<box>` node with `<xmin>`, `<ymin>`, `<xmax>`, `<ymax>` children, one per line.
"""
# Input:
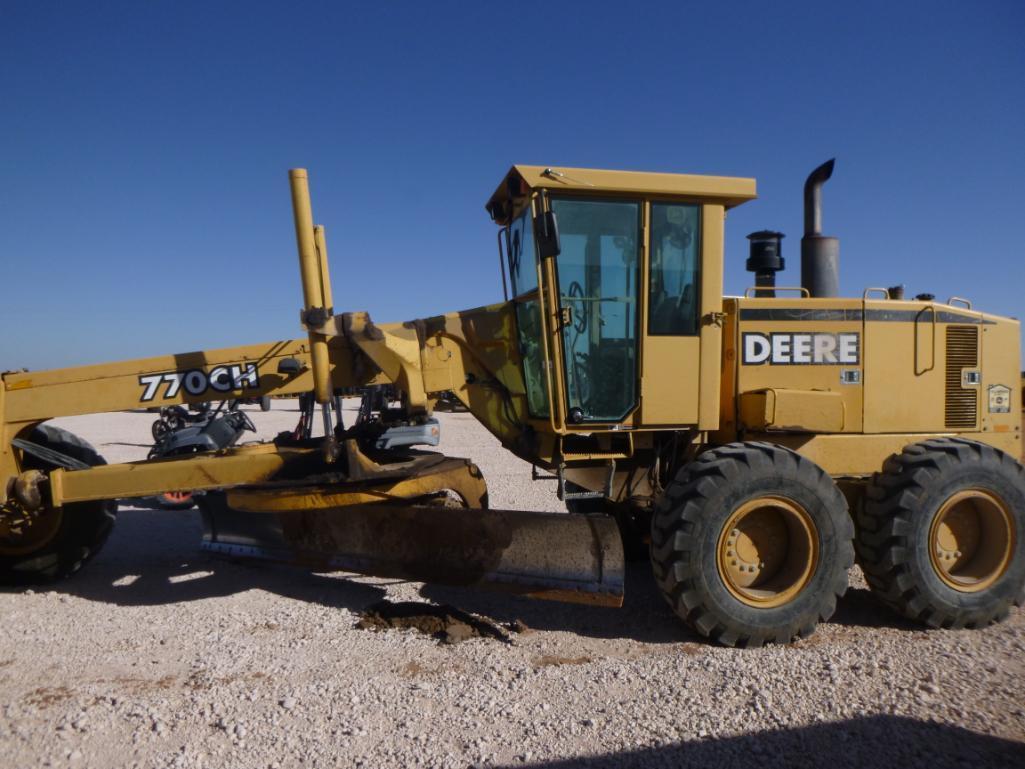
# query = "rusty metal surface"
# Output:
<box><xmin>201</xmin><ymin>500</ymin><xmax>624</xmax><ymax>607</ymax></box>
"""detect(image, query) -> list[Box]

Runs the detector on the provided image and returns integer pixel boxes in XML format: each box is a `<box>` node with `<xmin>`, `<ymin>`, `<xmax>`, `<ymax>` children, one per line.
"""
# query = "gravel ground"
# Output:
<box><xmin>1</xmin><ymin>401</ymin><xmax>1023</xmax><ymax>769</ymax></box>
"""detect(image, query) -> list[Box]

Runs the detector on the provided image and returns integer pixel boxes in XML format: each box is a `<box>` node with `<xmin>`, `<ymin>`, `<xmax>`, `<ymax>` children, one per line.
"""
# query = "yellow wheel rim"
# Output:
<box><xmin>716</xmin><ymin>496</ymin><xmax>819</xmax><ymax>608</ymax></box>
<box><xmin>929</xmin><ymin>489</ymin><xmax>1014</xmax><ymax>593</ymax></box>
<box><xmin>0</xmin><ymin>506</ymin><xmax>63</xmax><ymax>556</ymax></box>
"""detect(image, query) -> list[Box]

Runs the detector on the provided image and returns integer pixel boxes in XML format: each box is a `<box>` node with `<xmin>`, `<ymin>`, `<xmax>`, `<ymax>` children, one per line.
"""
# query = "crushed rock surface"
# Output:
<box><xmin>1</xmin><ymin>401</ymin><xmax>1022</xmax><ymax>768</ymax></box>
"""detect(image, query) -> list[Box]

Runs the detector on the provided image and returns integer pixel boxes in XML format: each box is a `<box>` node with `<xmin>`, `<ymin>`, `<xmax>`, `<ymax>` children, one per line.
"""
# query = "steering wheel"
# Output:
<box><xmin>567</xmin><ymin>281</ymin><xmax>587</xmax><ymax>333</ymax></box>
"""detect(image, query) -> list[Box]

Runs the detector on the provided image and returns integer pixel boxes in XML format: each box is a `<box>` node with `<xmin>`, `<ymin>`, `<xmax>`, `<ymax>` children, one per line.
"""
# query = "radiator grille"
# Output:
<box><xmin>945</xmin><ymin>325</ymin><xmax>979</xmax><ymax>428</ymax></box>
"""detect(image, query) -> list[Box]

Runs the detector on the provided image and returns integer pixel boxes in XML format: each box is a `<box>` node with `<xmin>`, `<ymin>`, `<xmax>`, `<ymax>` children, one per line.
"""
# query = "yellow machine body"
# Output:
<box><xmin>1</xmin><ymin>163</ymin><xmax>1022</xmax><ymax>641</ymax></box>
<box><xmin>721</xmin><ymin>295</ymin><xmax>1021</xmax><ymax>472</ymax></box>
<box><xmin>1</xmin><ymin>162</ymin><xmax>1020</xmax><ymax>533</ymax></box>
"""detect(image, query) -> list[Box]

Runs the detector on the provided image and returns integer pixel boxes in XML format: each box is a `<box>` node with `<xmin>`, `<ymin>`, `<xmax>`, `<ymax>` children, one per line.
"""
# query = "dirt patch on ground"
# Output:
<box><xmin>185</xmin><ymin>670</ymin><xmax>268</xmax><ymax>691</ymax></box>
<box><xmin>400</xmin><ymin>661</ymin><xmax>428</xmax><ymax>677</ymax></box>
<box><xmin>102</xmin><ymin>674</ymin><xmax>178</xmax><ymax>693</ymax></box>
<box><xmin>356</xmin><ymin>600</ymin><xmax>513</xmax><ymax>644</ymax></box>
<box><xmin>24</xmin><ymin>686</ymin><xmax>74</xmax><ymax>708</ymax></box>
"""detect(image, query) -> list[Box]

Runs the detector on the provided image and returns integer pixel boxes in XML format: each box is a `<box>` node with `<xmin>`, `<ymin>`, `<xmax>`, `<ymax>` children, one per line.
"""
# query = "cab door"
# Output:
<box><xmin>547</xmin><ymin>197</ymin><xmax>642</xmax><ymax>425</ymax></box>
<box><xmin>639</xmin><ymin>203</ymin><xmax>722</xmax><ymax>427</ymax></box>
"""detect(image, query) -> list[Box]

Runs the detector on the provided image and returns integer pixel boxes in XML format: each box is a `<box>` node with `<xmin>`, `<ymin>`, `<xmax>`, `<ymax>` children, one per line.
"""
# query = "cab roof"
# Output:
<box><xmin>486</xmin><ymin>164</ymin><xmax>757</xmax><ymax>224</ymax></box>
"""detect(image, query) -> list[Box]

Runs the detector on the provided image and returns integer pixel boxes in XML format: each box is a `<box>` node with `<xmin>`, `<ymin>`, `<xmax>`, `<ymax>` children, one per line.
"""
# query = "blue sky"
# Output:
<box><xmin>2</xmin><ymin>1</ymin><xmax>1023</xmax><ymax>369</ymax></box>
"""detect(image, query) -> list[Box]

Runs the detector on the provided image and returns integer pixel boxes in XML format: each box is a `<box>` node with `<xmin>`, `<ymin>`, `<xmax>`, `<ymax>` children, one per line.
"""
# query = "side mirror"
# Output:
<box><xmin>534</xmin><ymin>211</ymin><xmax>561</xmax><ymax>259</ymax></box>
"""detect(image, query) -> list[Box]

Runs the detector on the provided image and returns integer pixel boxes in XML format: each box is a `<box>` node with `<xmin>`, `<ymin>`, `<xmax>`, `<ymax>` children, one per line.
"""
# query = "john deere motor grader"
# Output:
<box><xmin>2</xmin><ymin>161</ymin><xmax>1023</xmax><ymax>647</ymax></box>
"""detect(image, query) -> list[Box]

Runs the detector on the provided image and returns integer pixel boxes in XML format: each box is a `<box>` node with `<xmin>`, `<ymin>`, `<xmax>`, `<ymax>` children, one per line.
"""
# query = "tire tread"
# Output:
<box><xmin>651</xmin><ymin>442</ymin><xmax>853</xmax><ymax>647</ymax></box>
<box><xmin>0</xmin><ymin>424</ymin><xmax>117</xmax><ymax>585</ymax></box>
<box><xmin>854</xmin><ymin>438</ymin><xmax>1025</xmax><ymax>628</ymax></box>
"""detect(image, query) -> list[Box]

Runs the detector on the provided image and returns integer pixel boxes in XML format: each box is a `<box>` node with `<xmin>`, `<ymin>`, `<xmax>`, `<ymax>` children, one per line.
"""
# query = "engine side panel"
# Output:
<box><xmin>717</xmin><ymin>296</ymin><xmax>1021</xmax><ymax>474</ymax></box>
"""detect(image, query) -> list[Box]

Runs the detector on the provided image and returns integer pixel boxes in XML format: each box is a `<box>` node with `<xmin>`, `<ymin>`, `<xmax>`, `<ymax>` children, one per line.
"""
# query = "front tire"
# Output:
<box><xmin>856</xmin><ymin>438</ymin><xmax>1025</xmax><ymax>628</ymax></box>
<box><xmin>0</xmin><ymin>425</ymin><xmax>118</xmax><ymax>584</ymax></box>
<box><xmin>650</xmin><ymin>442</ymin><xmax>854</xmax><ymax>647</ymax></box>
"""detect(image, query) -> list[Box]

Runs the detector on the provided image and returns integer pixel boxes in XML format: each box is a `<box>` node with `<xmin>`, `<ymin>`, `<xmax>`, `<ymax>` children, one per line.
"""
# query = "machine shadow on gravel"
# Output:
<box><xmin>828</xmin><ymin>584</ymin><xmax>923</xmax><ymax>632</ymax></box>
<box><xmin>420</xmin><ymin>565</ymin><xmax>925</xmax><ymax>643</ymax></box>
<box><xmin>35</xmin><ymin>506</ymin><xmax>689</xmax><ymax>643</ymax></box>
<box><xmin>491</xmin><ymin>715</ymin><xmax>1020</xmax><ymax>769</ymax></box>
<box><xmin>37</xmin><ymin>507</ymin><xmax>920</xmax><ymax>642</ymax></box>
<box><xmin>419</xmin><ymin>563</ymin><xmax>699</xmax><ymax>644</ymax></box>
<box><xmin>35</xmin><ymin>507</ymin><xmax>388</xmax><ymax>610</ymax></box>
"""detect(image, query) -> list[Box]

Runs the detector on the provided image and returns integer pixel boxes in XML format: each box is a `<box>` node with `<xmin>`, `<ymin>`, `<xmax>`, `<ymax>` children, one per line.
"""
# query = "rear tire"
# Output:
<box><xmin>650</xmin><ymin>442</ymin><xmax>854</xmax><ymax>647</ymax></box>
<box><xmin>856</xmin><ymin>438</ymin><xmax>1025</xmax><ymax>628</ymax></box>
<box><xmin>0</xmin><ymin>424</ymin><xmax>118</xmax><ymax>584</ymax></box>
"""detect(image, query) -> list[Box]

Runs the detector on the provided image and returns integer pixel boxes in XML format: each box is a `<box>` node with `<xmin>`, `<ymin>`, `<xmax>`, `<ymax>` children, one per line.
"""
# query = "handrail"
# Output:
<box><xmin>947</xmin><ymin>296</ymin><xmax>973</xmax><ymax>310</ymax></box>
<box><xmin>862</xmin><ymin>287</ymin><xmax>890</xmax><ymax>300</ymax></box>
<box><xmin>914</xmin><ymin>305</ymin><xmax>937</xmax><ymax>375</ymax></box>
<box><xmin>558</xmin><ymin>295</ymin><xmax>634</xmax><ymax>303</ymax></box>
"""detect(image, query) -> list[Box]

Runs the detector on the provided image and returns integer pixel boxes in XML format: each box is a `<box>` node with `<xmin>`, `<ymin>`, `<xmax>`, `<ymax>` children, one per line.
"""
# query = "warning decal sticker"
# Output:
<box><xmin>988</xmin><ymin>384</ymin><xmax>1011</xmax><ymax>414</ymax></box>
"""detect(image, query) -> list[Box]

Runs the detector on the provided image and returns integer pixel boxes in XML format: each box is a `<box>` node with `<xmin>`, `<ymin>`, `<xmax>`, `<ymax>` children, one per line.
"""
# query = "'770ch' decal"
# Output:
<box><xmin>139</xmin><ymin>364</ymin><xmax>260</xmax><ymax>402</ymax></box>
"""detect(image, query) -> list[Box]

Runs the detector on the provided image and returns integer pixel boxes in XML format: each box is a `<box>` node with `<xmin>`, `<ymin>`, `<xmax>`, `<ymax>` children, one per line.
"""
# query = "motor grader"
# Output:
<box><xmin>2</xmin><ymin>161</ymin><xmax>1022</xmax><ymax>647</ymax></box>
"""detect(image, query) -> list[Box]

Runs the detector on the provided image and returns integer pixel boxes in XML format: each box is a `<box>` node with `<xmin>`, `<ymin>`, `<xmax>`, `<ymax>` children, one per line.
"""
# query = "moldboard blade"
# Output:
<box><xmin>199</xmin><ymin>498</ymin><xmax>624</xmax><ymax>607</ymax></box>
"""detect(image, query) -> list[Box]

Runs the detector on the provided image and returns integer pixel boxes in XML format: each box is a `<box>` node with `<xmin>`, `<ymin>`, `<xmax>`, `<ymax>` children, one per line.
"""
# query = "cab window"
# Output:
<box><xmin>649</xmin><ymin>203</ymin><xmax>701</xmax><ymax>335</ymax></box>
<box><xmin>507</xmin><ymin>206</ymin><xmax>538</xmax><ymax>297</ymax></box>
<box><xmin>506</xmin><ymin>205</ymin><xmax>549</xmax><ymax>417</ymax></box>
<box><xmin>551</xmin><ymin>197</ymin><xmax>641</xmax><ymax>423</ymax></box>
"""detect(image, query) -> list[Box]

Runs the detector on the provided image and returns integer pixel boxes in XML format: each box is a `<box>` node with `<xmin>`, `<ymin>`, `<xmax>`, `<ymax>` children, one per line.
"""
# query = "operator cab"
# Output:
<box><xmin>486</xmin><ymin>165</ymin><xmax>756</xmax><ymax>432</ymax></box>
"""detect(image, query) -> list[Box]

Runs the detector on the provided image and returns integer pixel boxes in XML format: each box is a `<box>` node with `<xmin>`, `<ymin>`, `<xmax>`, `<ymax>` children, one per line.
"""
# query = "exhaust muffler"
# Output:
<box><xmin>801</xmin><ymin>159</ymin><xmax>840</xmax><ymax>298</ymax></box>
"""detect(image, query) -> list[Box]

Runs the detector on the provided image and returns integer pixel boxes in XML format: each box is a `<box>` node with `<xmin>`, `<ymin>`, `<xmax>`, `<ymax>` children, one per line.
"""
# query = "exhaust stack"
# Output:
<box><xmin>800</xmin><ymin>159</ymin><xmax>840</xmax><ymax>298</ymax></box>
